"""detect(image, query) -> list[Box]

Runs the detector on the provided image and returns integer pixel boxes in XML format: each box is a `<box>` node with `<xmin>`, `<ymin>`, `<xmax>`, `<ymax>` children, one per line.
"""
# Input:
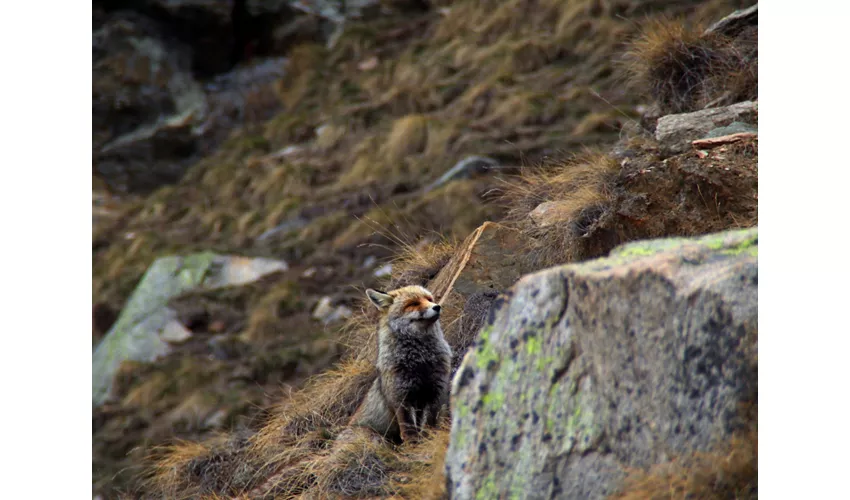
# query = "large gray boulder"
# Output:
<box><xmin>445</xmin><ymin>228</ymin><xmax>758</xmax><ymax>499</ymax></box>
<box><xmin>92</xmin><ymin>253</ymin><xmax>287</xmax><ymax>407</ymax></box>
<box><xmin>706</xmin><ymin>4</ymin><xmax>758</xmax><ymax>37</ymax></box>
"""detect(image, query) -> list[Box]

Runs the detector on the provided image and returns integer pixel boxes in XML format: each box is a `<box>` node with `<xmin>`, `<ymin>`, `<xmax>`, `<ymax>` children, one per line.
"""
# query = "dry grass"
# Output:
<box><xmin>613</xmin><ymin>427</ymin><xmax>757</xmax><ymax>500</ymax></box>
<box><xmin>146</xmin><ymin>433</ymin><xmax>256</xmax><ymax>499</ymax></box>
<box><xmin>387</xmin><ymin>239</ymin><xmax>458</xmax><ymax>290</ymax></box>
<box><xmin>394</xmin><ymin>426</ymin><xmax>452</xmax><ymax>500</ymax></box>
<box><xmin>145</xmin><ymin>247</ymin><xmax>475</xmax><ymax>498</ymax></box>
<box><xmin>501</xmin><ymin>150</ymin><xmax>622</xmax><ymax>268</ymax></box>
<box><xmin>97</xmin><ymin>1</ymin><xmax>757</xmax><ymax>497</ymax></box>
<box><xmin>624</xmin><ymin>16</ymin><xmax>757</xmax><ymax>114</ymax></box>
<box><xmin>501</xmin><ymin>133</ymin><xmax>758</xmax><ymax>270</ymax></box>
<box><xmin>384</xmin><ymin>114</ymin><xmax>430</xmax><ymax>162</ymax></box>
<box><xmin>239</xmin><ymin>281</ymin><xmax>304</xmax><ymax>343</ymax></box>
<box><xmin>93</xmin><ymin>0</ymin><xmax>749</xmax><ymax>310</ymax></box>
<box><xmin>310</xmin><ymin>428</ymin><xmax>397</xmax><ymax>497</ymax></box>
<box><xmin>146</xmin><ymin>343</ymin><xmax>456</xmax><ymax>498</ymax></box>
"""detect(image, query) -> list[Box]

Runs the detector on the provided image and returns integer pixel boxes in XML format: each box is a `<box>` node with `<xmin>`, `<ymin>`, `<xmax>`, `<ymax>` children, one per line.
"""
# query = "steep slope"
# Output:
<box><xmin>92</xmin><ymin>1</ymin><xmax>757</xmax><ymax>497</ymax></box>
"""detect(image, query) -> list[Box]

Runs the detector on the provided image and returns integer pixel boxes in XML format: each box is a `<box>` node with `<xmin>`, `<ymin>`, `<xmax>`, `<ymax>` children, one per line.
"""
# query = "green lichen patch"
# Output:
<box><xmin>599</xmin><ymin>227</ymin><xmax>758</xmax><ymax>268</ymax></box>
<box><xmin>450</xmin><ymin>269</ymin><xmax>588</xmax><ymax>496</ymax></box>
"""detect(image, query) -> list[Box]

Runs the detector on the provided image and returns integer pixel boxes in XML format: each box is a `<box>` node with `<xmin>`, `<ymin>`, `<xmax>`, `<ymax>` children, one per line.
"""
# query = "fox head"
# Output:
<box><xmin>366</xmin><ymin>286</ymin><xmax>441</xmax><ymax>328</ymax></box>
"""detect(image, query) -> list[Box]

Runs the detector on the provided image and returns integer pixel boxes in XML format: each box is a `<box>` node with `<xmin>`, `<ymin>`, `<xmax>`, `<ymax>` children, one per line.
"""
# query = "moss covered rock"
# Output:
<box><xmin>445</xmin><ymin>228</ymin><xmax>757</xmax><ymax>499</ymax></box>
<box><xmin>92</xmin><ymin>253</ymin><xmax>287</xmax><ymax>407</ymax></box>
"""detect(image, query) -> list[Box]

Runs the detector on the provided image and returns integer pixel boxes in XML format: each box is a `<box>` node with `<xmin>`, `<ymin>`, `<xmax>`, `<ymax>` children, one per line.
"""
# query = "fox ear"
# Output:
<box><xmin>366</xmin><ymin>289</ymin><xmax>393</xmax><ymax>310</ymax></box>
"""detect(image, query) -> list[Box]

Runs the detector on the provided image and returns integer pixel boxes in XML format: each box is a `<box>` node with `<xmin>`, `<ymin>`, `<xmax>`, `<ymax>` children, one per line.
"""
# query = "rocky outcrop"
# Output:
<box><xmin>706</xmin><ymin>4</ymin><xmax>758</xmax><ymax>37</ymax></box>
<box><xmin>93</xmin><ymin>10</ymin><xmax>296</xmax><ymax>193</ymax></box>
<box><xmin>93</xmin><ymin>12</ymin><xmax>206</xmax><ymax>192</ymax></box>
<box><xmin>91</xmin><ymin>0</ymin><xmax>321</xmax><ymax>193</ymax></box>
<box><xmin>445</xmin><ymin>228</ymin><xmax>757</xmax><ymax>499</ymax></box>
<box><xmin>655</xmin><ymin>101</ymin><xmax>758</xmax><ymax>153</ymax></box>
<box><xmin>92</xmin><ymin>1</ymin><xmax>429</xmax><ymax>193</ymax></box>
<box><xmin>92</xmin><ymin>253</ymin><xmax>287</xmax><ymax>407</ymax></box>
<box><xmin>422</xmin><ymin>156</ymin><xmax>501</xmax><ymax>194</ymax></box>
<box><xmin>286</xmin><ymin>0</ymin><xmax>380</xmax><ymax>24</ymax></box>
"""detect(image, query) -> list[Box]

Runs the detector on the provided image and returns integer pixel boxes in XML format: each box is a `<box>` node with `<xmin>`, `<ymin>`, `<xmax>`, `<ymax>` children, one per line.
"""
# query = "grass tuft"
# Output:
<box><xmin>624</xmin><ymin>17</ymin><xmax>757</xmax><ymax>114</ymax></box>
<box><xmin>501</xmin><ymin>150</ymin><xmax>621</xmax><ymax>268</ymax></box>
<box><xmin>613</xmin><ymin>427</ymin><xmax>757</xmax><ymax>500</ymax></box>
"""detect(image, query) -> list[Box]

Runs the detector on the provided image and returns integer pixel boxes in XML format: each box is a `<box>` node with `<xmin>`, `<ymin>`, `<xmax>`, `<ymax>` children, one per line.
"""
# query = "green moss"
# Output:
<box><xmin>481</xmin><ymin>389</ymin><xmax>505</xmax><ymax>412</ymax></box>
<box><xmin>475</xmin><ymin>326</ymin><xmax>501</xmax><ymax>372</ymax></box>
<box><xmin>507</xmin><ymin>473</ymin><xmax>529</xmax><ymax>499</ymax></box>
<box><xmin>457</xmin><ymin>401</ymin><xmax>469</xmax><ymax>419</ymax></box>
<box><xmin>476</xmin><ymin>345</ymin><xmax>500</xmax><ymax>372</ymax></box>
<box><xmin>478</xmin><ymin>325</ymin><xmax>493</xmax><ymax>343</ymax></box>
<box><xmin>720</xmin><ymin>232</ymin><xmax>758</xmax><ymax>257</ymax></box>
<box><xmin>535</xmin><ymin>355</ymin><xmax>555</xmax><ymax>372</ymax></box>
<box><xmin>526</xmin><ymin>335</ymin><xmax>542</xmax><ymax>355</ymax></box>
<box><xmin>613</xmin><ymin>245</ymin><xmax>659</xmax><ymax>258</ymax></box>
<box><xmin>597</xmin><ymin>228</ymin><xmax>759</xmax><ymax>271</ymax></box>
<box><xmin>475</xmin><ymin>470</ymin><xmax>499</xmax><ymax>500</ymax></box>
<box><xmin>179</xmin><ymin>252</ymin><xmax>218</xmax><ymax>286</ymax></box>
<box><xmin>454</xmin><ymin>427</ymin><xmax>467</xmax><ymax>449</ymax></box>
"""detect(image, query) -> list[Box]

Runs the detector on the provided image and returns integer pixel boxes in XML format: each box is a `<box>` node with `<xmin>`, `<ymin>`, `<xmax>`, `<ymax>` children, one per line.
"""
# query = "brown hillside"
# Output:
<box><xmin>92</xmin><ymin>0</ymin><xmax>757</xmax><ymax>497</ymax></box>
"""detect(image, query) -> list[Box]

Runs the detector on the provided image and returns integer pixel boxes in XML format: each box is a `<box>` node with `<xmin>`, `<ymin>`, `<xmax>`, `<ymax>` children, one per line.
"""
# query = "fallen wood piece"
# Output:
<box><xmin>692</xmin><ymin>132</ymin><xmax>757</xmax><ymax>148</ymax></box>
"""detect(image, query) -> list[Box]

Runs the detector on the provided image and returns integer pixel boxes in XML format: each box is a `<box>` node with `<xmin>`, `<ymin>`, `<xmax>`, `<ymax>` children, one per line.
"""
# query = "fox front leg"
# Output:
<box><xmin>395</xmin><ymin>406</ymin><xmax>413</xmax><ymax>442</ymax></box>
<box><xmin>396</xmin><ymin>406</ymin><xmax>421</xmax><ymax>443</ymax></box>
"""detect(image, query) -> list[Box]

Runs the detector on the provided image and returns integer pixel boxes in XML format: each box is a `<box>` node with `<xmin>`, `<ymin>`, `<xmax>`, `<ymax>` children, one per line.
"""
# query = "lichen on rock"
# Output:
<box><xmin>446</xmin><ymin>228</ymin><xmax>758</xmax><ymax>499</ymax></box>
<box><xmin>92</xmin><ymin>253</ymin><xmax>287</xmax><ymax>407</ymax></box>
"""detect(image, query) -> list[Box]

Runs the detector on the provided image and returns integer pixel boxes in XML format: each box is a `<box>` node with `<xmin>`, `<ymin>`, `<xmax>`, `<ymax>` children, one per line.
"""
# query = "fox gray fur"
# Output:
<box><xmin>349</xmin><ymin>285</ymin><xmax>452</xmax><ymax>442</ymax></box>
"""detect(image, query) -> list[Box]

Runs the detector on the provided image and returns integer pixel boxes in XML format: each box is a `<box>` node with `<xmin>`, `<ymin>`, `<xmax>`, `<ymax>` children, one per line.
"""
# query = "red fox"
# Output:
<box><xmin>350</xmin><ymin>285</ymin><xmax>452</xmax><ymax>442</ymax></box>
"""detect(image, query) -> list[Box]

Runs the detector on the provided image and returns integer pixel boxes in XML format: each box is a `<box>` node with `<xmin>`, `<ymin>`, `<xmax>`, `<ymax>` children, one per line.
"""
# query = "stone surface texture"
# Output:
<box><xmin>445</xmin><ymin>228</ymin><xmax>758</xmax><ymax>499</ymax></box>
<box><xmin>93</xmin><ymin>253</ymin><xmax>287</xmax><ymax>406</ymax></box>
<box><xmin>655</xmin><ymin>101</ymin><xmax>757</xmax><ymax>153</ymax></box>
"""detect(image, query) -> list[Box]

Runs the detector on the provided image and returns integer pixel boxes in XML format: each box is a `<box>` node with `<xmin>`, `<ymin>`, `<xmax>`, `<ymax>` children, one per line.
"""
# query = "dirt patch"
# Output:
<box><xmin>501</xmin><ymin>134</ymin><xmax>757</xmax><ymax>270</ymax></box>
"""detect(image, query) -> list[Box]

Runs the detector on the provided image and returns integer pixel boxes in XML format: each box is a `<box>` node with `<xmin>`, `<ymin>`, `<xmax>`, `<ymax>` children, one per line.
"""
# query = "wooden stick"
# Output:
<box><xmin>692</xmin><ymin>132</ymin><xmax>757</xmax><ymax>149</ymax></box>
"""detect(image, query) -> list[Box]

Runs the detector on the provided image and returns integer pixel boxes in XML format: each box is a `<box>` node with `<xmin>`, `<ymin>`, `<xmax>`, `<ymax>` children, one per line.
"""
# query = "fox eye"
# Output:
<box><xmin>404</xmin><ymin>300</ymin><xmax>421</xmax><ymax>311</ymax></box>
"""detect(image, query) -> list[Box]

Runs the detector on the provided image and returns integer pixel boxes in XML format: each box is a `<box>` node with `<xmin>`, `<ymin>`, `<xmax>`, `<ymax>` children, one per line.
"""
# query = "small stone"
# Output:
<box><xmin>374</xmin><ymin>263</ymin><xmax>393</xmax><ymax>278</ymax></box>
<box><xmin>203</xmin><ymin>409</ymin><xmax>229</xmax><ymax>429</ymax></box>
<box><xmin>358</xmin><ymin>56</ymin><xmax>379</xmax><ymax>71</ymax></box>
<box><xmin>529</xmin><ymin>201</ymin><xmax>574</xmax><ymax>228</ymax></box>
<box><xmin>312</xmin><ymin>297</ymin><xmax>353</xmax><ymax>325</ymax></box>
<box><xmin>312</xmin><ymin>297</ymin><xmax>334</xmax><ymax>319</ymax></box>
<box><xmin>160</xmin><ymin>319</ymin><xmax>192</xmax><ymax>343</ymax></box>
<box><xmin>272</xmin><ymin>145</ymin><xmax>303</xmax><ymax>158</ymax></box>
<box><xmin>204</xmin><ymin>256</ymin><xmax>288</xmax><ymax>288</ymax></box>
<box><xmin>655</xmin><ymin>101</ymin><xmax>757</xmax><ymax>153</ymax></box>
<box><xmin>423</xmin><ymin>156</ymin><xmax>500</xmax><ymax>193</ymax></box>
<box><xmin>705</xmin><ymin>4</ymin><xmax>758</xmax><ymax>37</ymax></box>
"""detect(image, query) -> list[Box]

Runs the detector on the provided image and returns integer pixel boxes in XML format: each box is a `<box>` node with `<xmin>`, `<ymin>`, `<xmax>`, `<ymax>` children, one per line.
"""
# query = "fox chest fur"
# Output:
<box><xmin>377</xmin><ymin>318</ymin><xmax>452</xmax><ymax>410</ymax></box>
